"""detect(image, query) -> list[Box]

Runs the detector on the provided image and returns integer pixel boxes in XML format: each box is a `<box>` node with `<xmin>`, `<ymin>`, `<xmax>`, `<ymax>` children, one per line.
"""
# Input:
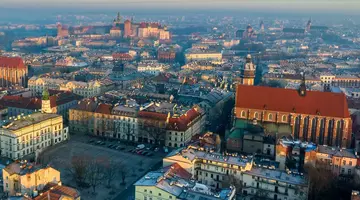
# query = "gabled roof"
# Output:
<box><xmin>95</xmin><ymin>103</ymin><xmax>113</xmax><ymax>115</ymax></box>
<box><xmin>0</xmin><ymin>57</ymin><xmax>26</xmax><ymax>69</ymax></box>
<box><xmin>0</xmin><ymin>96</ymin><xmax>41</xmax><ymax>110</ymax></box>
<box><xmin>167</xmin><ymin>108</ymin><xmax>202</xmax><ymax>131</ymax></box>
<box><xmin>138</xmin><ymin>111</ymin><xmax>168</xmax><ymax>121</ymax></box>
<box><xmin>34</xmin><ymin>182</ymin><xmax>80</xmax><ymax>200</ymax></box>
<box><xmin>236</xmin><ymin>85</ymin><xmax>350</xmax><ymax>118</ymax></box>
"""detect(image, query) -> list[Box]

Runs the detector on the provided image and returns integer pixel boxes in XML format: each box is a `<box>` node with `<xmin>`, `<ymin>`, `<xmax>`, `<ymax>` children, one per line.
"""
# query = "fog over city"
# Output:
<box><xmin>0</xmin><ymin>1</ymin><xmax>360</xmax><ymax>200</ymax></box>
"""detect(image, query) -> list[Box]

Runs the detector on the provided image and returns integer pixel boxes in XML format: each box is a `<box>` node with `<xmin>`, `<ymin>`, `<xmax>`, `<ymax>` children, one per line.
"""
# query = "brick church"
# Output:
<box><xmin>235</xmin><ymin>77</ymin><xmax>352</xmax><ymax>148</ymax></box>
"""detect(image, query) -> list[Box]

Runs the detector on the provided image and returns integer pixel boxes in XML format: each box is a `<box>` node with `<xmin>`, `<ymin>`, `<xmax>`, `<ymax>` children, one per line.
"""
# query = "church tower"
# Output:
<box><xmin>306</xmin><ymin>18</ymin><xmax>311</xmax><ymax>33</ymax></box>
<box><xmin>242</xmin><ymin>54</ymin><xmax>256</xmax><ymax>86</ymax></box>
<box><xmin>41</xmin><ymin>88</ymin><xmax>52</xmax><ymax>113</ymax></box>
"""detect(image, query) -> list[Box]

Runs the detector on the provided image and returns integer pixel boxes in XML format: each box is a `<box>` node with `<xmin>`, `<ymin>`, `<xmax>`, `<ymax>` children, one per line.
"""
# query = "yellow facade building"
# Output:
<box><xmin>0</xmin><ymin>112</ymin><xmax>69</xmax><ymax>160</ymax></box>
<box><xmin>3</xmin><ymin>161</ymin><xmax>61</xmax><ymax>196</ymax></box>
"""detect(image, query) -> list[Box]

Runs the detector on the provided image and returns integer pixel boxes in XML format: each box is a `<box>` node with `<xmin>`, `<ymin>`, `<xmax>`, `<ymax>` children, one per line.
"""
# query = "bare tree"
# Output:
<box><xmin>104</xmin><ymin>160</ymin><xmax>118</xmax><ymax>188</ymax></box>
<box><xmin>140</xmin><ymin>119</ymin><xmax>166</xmax><ymax>146</ymax></box>
<box><xmin>68</xmin><ymin>155</ymin><xmax>90</xmax><ymax>187</ymax></box>
<box><xmin>227</xmin><ymin>175</ymin><xmax>242</xmax><ymax>194</ymax></box>
<box><xmin>118</xmin><ymin>162</ymin><xmax>129</xmax><ymax>186</ymax></box>
<box><xmin>87</xmin><ymin>157</ymin><xmax>105</xmax><ymax>193</ymax></box>
<box><xmin>253</xmin><ymin>188</ymin><xmax>270</xmax><ymax>200</ymax></box>
<box><xmin>304</xmin><ymin>163</ymin><xmax>336</xmax><ymax>200</ymax></box>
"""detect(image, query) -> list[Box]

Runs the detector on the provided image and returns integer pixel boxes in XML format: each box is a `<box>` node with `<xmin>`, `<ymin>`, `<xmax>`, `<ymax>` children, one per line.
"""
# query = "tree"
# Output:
<box><xmin>140</xmin><ymin>119</ymin><xmax>166</xmax><ymax>146</ymax></box>
<box><xmin>227</xmin><ymin>175</ymin><xmax>242</xmax><ymax>194</ymax></box>
<box><xmin>87</xmin><ymin>157</ymin><xmax>105</xmax><ymax>193</ymax></box>
<box><xmin>253</xmin><ymin>188</ymin><xmax>270</xmax><ymax>200</ymax></box>
<box><xmin>304</xmin><ymin>163</ymin><xmax>336</xmax><ymax>200</ymax></box>
<box><xmin>118</xmin><ymin>162</ymin><xmax>128</xmax><ymax>186</ymax></box>
<box><xmin>104</xmin><ymin>160</ymin><xmax>118</xmax><ymax>188</ymax></box>
<box><xmin>68</xmin><ymin>155</ymin><xmax>90</xmax><ymax>187</ymax></box>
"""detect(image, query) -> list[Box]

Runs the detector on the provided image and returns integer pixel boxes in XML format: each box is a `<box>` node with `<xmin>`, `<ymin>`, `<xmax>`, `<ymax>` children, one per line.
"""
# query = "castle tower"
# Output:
<box><xmin>41</xmin><ymin>88</ymin><xmax>52</xmax><ymax>113</ymax></box>
<box><xmin>124</xmin><ymin>19</ymin><xmax>132</xmax><ymax>37</ymax></box>
<box><xmin>242</xmin><ymin>54</ymin><xmax>256</xmax><ymax>86</ymax></box>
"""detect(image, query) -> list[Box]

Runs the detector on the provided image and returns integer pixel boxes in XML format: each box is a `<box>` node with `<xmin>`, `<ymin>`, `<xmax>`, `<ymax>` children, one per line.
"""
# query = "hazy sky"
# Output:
<box><xmin>1</xmin><ymin>0</ymin><xmax>360</xmax><ymax>13</ymax></box>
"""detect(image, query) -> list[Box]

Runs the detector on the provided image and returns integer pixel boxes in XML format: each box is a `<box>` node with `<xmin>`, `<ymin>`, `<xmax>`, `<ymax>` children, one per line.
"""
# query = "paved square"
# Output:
<box><xmin>41</xmin><ymin>136</ymin><xmax>163</xmax><ymax>200</ymax></box>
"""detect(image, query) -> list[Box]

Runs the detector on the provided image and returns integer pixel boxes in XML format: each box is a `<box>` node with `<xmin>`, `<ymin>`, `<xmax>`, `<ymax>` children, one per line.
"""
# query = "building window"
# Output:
<box><xmin>282</xmin><ymin>115</ymin><xmax>287</xmax><ymax>122</ymax></box>
<box><xmin>349</xmin><ymin>161</ymin><xmax>353</xmax><ymax>166</ymax></box>
<box><xmin>241</xmin><ymin>110</ymin><xmax>246</xmax><ymax>118</ymax></box>
<box><xmin>268</xmin><ymin>113</ymin><xmax>273</xmax><ymax>121</ymax></box>
<box><xmin>254</xmin><ymin>112</ymin><xmax>259</xmax><ymax>119</ymax></box>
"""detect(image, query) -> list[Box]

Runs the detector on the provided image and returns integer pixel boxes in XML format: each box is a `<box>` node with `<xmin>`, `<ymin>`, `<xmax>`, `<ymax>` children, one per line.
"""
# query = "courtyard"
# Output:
<box><xmin>40</xmin><ymin>135</ymin><xmax>165</xmax><ymax>200</ymax></box>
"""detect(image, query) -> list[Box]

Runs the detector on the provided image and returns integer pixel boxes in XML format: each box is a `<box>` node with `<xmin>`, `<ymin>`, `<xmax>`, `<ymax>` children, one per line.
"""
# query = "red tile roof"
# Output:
<box><xmin>167</xmin><ymin>108</ymin><xmax>201</xmax><ymax>131</ymax></box>
<box><xmin>236</xmin><ymin>85</ymin><xmax>350</xmax><ymax>118</ymax></box>
<box><xmin>139</xmin><ymin>22</ymin><xmax>148</xmax><ymax>28</ymax></box>
<box><xmin>112</xmin><ymin>53</ymin><xmax>133</xmax><ymax>59</ymax></box>
<box><xmin>138</xmin><ymin>111</ymin><xmax>168</xmax><ymax>121</ymax></box>
<box><xmin>0</xmin><ymin>96</ymin><xmax>41</xmax><ymax>110</ymax></box>
<box><xmin>34</xmin><ymin>182</ymin><xmax>80</xmax><ymax>200</ymax></box>
<box><xmin>0</xmin><ymin>57</ymin><xmax>26</xmax><ymax>69</ymax></box>
<box><xmin>163</xmin><ymin>163</ymin><xmax>192</xmax><ymax>179</ymax></box>
<box><xmin>95</xmin><ymin>103</ymin><xmax>113</xmax><ymax>115</ymax></box>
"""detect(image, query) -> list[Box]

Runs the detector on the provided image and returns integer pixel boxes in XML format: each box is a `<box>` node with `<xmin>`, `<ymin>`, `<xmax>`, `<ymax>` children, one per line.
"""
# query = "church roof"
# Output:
<box><xmin>236</xmin><ymin>85</ymin><xmax>350</xmax><ymax>118</ymax></box>
<box><xmin>0</xmin><ymin>57</ymin><xmax>26</xmax><ymax>69</ymax></box>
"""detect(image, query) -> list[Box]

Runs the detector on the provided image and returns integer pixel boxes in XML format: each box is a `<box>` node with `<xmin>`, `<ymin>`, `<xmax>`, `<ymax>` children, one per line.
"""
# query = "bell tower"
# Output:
<box><xmin>41</xmin><ymin>88</ymin><xmax>52</xmax><ymax>113</ymax></box>
<box><xmin>242</xmin><ymin>54</ymin><xmax>256</xmax><ymax>86</ymax></box>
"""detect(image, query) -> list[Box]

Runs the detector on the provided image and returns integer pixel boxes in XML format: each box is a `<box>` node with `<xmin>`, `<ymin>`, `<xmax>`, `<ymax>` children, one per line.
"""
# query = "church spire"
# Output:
<box><xmin>298</xmin><ymin>72</ymin><xmax>307</xmax><ymax>96</ymax></box>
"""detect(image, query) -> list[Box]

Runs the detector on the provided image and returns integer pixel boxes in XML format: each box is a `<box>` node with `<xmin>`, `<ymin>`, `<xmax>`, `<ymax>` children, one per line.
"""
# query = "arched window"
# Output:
<box><xmin>268</xmin><ymin>113</ymin><xmax>273</xmax><ymax>121</ymax></box>
<box><xmin>241</xmin><ymin>110</ymin><xmax>246</xmax><ymax>118</ymax></box>
<box><xmin>254</xmin><ymin>112</ymin><xmax>259</xmax><ymax>119</ymax></box>
<box><xmin>282</xmin><ymin>115</ymin><xmax>287</xmax><ymax>122</ymax></box>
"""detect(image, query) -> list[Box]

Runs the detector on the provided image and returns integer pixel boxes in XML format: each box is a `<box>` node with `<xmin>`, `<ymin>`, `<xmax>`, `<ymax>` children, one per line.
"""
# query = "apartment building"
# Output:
<box><xmin>69</xmin><ymin>100</ymin><xmax>205</xmax><ymax>147</ymax></box>
<box><xmin>134</xmin><ymin>163</ymin><xmax>236</xmax><ymax>200</ymax></box>
<box><xmin>28</xmin><ymin>77</ymin><xmax>115</xmax><ymax>98</ymax></box>
<box><xmin>163</xmin><ymin>145</ymin><xmax>309</xmax><ymax>200</ymax></box>
<box><xmin>313</xmin><ymin>145</ymin><xmax>358</xmax><ymax>176</ymax></box>
<box><xmin>0</xmin><ymin>112</ymin><xmax>68</xmax><ymax>160</ymax></box>
<box><xmin>242</xmin><ymin>167</ymin><xmax>309</xmax><ymax>200</ymax></box>
<box><xmin>3</xmin><ymin>161</ymin><xmax>60</xmax><ymax>196</ymax></box>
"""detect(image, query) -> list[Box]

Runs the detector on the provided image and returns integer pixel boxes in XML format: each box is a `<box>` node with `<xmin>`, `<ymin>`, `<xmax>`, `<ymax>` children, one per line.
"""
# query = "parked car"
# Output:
<box><xmin>88</xmin><ymin>140</ymin><xmax>95</xmax><ymax>144</ymax></box>
<box><xmin>147</xmin><ymin>153</ymin><xmax>154</xmax><ymax>157</ymax></box>
<box><xmin>136</xmin><ymin>144</ymin><xmax>145</xmax><ymax>150</ymax></box>
<box><xmin>141</xmin><ymin>151</ymin><xmax>148</xmax><ymax>155</ymax></box>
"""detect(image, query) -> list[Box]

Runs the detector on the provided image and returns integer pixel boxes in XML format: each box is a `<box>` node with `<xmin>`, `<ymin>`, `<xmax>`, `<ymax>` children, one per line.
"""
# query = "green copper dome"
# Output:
<box><xmin>42</xmin><ymin>88</ymin><xmax>50</xmax><ymax>100</ymax></box>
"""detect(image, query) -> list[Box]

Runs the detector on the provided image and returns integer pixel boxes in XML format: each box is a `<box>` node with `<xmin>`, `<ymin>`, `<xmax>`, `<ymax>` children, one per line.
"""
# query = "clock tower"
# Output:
<box><xmin>242</xmin><ymin>54</ymin><xmax>256</xmax><ymax>86</ymax></box>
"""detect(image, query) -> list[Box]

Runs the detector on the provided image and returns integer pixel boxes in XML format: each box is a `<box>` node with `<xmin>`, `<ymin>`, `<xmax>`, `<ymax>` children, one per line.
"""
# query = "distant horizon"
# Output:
<box><xmin>1</xmin><ymin>0</ymin><xmax>360</xmax><ymax>15</ymax></box>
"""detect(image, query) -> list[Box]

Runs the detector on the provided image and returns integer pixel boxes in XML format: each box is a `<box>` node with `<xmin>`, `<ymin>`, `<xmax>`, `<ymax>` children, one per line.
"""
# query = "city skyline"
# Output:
<box><xmin>1</xmin><ymin>0</ymin><xmax>360</xmax><ymax>14</ymax></box>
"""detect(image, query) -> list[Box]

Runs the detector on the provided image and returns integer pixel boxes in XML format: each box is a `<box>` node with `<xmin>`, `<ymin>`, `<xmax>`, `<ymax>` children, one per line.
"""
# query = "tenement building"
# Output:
<box><xmin>235</xmin><ymin>84</ymin><xmax>352</xmax><ymax>148</ymax></box>
<box><xmin>28</xmin><ymin>77</ymin><xmax>115</xmax><ymax>98</ymax></box>
<box><xmin>3</xmin><ymin>161</ymin><xmax>61</xmax><ymax>196</ymax></box>
<box><xmin>0</xmin><ymin>112</ymin><xmax>69</xmax><ymax>160</ymax></box>
<box><xmin>0</xmin><ymin>56</ymin><xmax>28</xmax><ymax>87</ymax></box>
<box><xmin>69</xmin><ymin>100</ymin><xmax>205</xmax><ymax>147</ymax></box>
<box><xmin>163</xmin><ymin>145</ymin><xmax>309</xmax><ymax>200</ymax></box>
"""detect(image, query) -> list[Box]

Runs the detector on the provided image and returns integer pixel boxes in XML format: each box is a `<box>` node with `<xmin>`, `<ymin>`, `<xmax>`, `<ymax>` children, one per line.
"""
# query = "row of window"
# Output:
<box><xmin>241</xmin><ymin>111</ymin><xmax>285</xmax><ymax>122</ymax></box>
